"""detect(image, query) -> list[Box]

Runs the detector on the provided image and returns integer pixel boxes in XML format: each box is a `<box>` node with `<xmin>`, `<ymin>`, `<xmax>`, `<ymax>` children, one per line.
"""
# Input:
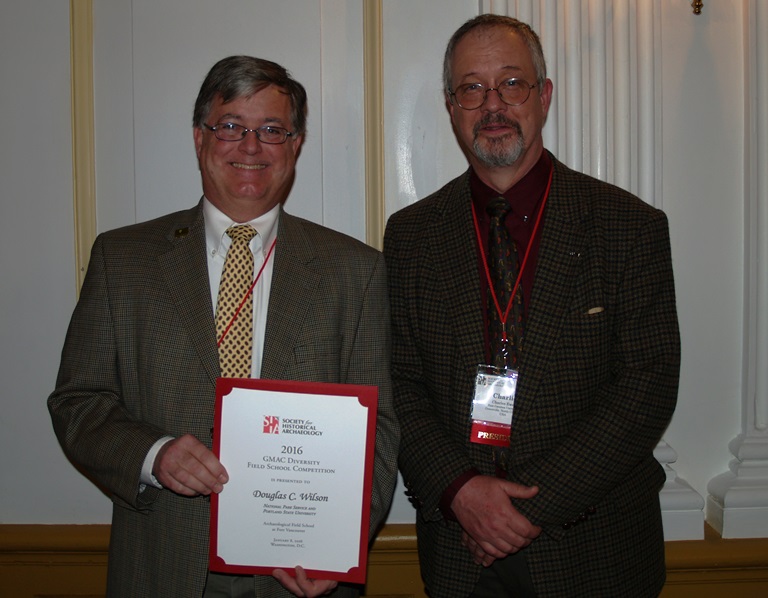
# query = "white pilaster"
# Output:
<box><xmin>706</xmin><ymin>0</ymin><xmax>768</xmax><ymax>540</ymax></box>
<box><xmin>656</xmin><ymin>441</ymin><xmax>704</xmax><ymax>540</ymax></box>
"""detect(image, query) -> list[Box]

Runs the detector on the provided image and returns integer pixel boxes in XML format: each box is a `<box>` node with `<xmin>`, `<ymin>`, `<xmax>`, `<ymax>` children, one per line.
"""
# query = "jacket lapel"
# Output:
<box><xmin>433</xmin><ymin>173</ymin><xmax>486</xmax><ymax>372</ymax></box>
<box><xmin>260</xmin><ymin>210</ymin><xmax>321</xmax><ymax>379</ymax></box>
<box><xmin>515</xmin><ymin>160</ymin><xmax>590</xmax><ymax>414</ymax></box>
<box><xmin>158</xmin><ymin>204</ymin><xmax>220</xmax><ymax>385</ymax></box>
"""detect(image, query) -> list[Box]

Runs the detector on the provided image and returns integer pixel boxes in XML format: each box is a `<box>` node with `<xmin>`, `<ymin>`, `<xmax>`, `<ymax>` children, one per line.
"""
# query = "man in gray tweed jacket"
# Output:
<box><xmin>49</xmin><ymin>56</ymin><xmax>398</xmax><ymax>598</ymax></box>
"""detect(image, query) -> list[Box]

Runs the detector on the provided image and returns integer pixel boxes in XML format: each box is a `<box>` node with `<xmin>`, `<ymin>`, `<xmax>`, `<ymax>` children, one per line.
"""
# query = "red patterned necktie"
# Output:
<box><xmin>216</xmin><ymin>225</ymin><xmax>257</xmax><ymax>378</ymax></box>
<box><xmin>487</xmin><ymin>197</ymin><xmax>524</xmax><ymax>369</ymax></box>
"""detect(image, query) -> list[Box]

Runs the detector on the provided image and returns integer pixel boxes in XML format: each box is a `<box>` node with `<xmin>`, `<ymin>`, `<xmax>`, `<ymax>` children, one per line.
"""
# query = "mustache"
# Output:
<box><xmin>473</xmin><ymin>115</ymin><xmax>522</xmax><ymax>137</ymax></box>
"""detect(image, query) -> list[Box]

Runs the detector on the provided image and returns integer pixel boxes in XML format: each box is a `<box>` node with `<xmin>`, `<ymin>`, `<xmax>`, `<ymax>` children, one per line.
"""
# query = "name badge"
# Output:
<box><xmin>470</xmin><ymin>365</ymin><xmax>518</xmax><ymax>447</ymax></box>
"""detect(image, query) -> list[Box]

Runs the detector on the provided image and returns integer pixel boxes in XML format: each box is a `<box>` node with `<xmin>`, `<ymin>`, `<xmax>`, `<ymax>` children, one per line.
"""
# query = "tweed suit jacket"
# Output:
<box><xmin>49</xmin><ymin>202</ymin><xmax>399</xmax><ymax>597</ymax></box>
<box><xmin>383</xmin><ymin>156</ymin><xmax>680</xmax><ymax>598</ymax></box>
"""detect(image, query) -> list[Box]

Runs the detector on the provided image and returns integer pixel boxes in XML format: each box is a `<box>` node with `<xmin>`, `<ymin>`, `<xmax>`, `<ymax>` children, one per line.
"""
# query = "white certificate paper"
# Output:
<box><xmin>209</xmin><ymin>378</ymin><xmax>378</xmax><ymax>584</ymax></box>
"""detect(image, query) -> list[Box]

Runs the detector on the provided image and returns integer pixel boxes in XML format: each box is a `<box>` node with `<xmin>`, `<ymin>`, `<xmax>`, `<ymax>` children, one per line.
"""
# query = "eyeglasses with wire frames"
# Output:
<box><xmin>449</xmin><ymin>77</ymin><xmax>537</xmax><ymax>111</ymax></box>
<box><xmin>203</xmin><ymin>122</ymin><xmax>295</xmax><ymax>144</ymax></box>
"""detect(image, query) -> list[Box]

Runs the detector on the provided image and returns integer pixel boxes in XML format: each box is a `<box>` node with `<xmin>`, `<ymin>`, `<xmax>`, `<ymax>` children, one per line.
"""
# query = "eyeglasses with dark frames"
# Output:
<box><xmin>449</xmin><ymin>78</ymin><xmax>537</xmax><ymax>110</ymax></box>
<box><xmin>203</xmin><ymin>122</ymin><xmax>295</xmax><ymax>144</ymax></box>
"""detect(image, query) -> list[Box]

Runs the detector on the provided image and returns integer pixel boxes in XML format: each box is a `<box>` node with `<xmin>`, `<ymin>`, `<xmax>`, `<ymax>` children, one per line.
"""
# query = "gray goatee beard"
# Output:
<box><xmin>472</xmin><ymin>116</ymin><xmax>525</xmax><ymax>168</ymax></box>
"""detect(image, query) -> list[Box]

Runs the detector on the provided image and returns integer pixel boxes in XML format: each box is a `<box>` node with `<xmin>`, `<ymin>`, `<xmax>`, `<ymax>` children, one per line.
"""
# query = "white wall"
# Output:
<box><xmin>95</xmin><ymin>0</ymin><xmax>366</xmax><ymax>239</ymax></box>
<box><xmin>0</xmin><ymin>0</ymin><xmax>760</xmax><ymax>536</ymax></box>
<box><xmin>659</xmin><ymin>0</ymin><xmax>745</xmax><ymax>514</ymax></box>
<box><xmin>0</xmin><ymin>0</ymin><xmax>79</xmax><ymax>523</ymax></box>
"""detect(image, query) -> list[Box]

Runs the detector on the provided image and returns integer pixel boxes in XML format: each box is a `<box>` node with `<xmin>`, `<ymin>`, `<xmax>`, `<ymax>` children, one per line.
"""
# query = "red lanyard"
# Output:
<box><xmin>216</xmin><ymin>237</ymin><xmax>277</xmax><ymax>348</ymax></box>
<box><xmin>471</xmin><ymin>166</ymin><xmax>553</xmax><ymax>341</ymax></box>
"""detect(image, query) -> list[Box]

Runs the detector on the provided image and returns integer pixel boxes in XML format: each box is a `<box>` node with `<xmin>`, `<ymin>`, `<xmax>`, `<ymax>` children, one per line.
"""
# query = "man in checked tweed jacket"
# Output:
<box><xmin>49</xmin><ymin>56</ymin><xmax>398</xmax><ymax>597</ymax></box>
<box><xmin>384</xmin><ymin>15</ymin><xmax>679</xmax><ymax>597</ymax></box>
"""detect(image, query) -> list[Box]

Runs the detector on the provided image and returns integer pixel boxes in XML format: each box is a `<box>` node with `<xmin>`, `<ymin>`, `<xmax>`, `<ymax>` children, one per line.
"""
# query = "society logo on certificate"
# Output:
<box><xmin>209</xmin><ymin>378</ymin><xmax>378</xmax><ymax>584</ymax></box>
<box><xmin>262</xmin><ymin>415</ymin><xmax>279</xmax><ymax>434</ymax></box>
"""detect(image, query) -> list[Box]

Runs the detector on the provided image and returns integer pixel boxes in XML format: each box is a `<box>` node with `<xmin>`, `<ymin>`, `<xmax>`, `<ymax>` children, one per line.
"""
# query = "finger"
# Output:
<box><xmin>154</xmin><ymin>435</ymin><xmax>227</xmax><ymax>495</ymax></box>
<box><xmin>273</xmin><ymin>567</ymin><xmax>338</xmax><ymax>598</ymax></box>
<box><xmin>476</xmin><ymin>538</ymin><xmax>512</xmax><ymax>559</ymax></box>
<box><xmin>461</xmin><ymin>530</ymin><xmax>471</xmax><ymax>548</ymax></box>
<box><xmin>464</xmin><ymin>529</ymin><xmax>506</xmax><ymax>560</ymax></box>
<box><xmin>154</xmin><ymin>451</ymin><xmax>209</xmax><ymax>496</ymax></box>
<box><xmin>495</xmin><ymin>525</ymin><xmax>538</xmax><ymax>552</ymax></box>
<box><xmin>272</xmin><ymin>568</ymin><xmax>304</xmax><ymax>597</ymax></box>
<box><xmin>184</xmin><ymin>437</ymin><xmax>229</xmax><ymax>484</ymax></box>
<box><xmin>503</xmin><ymin>512</ymin><xmax>542</xmax><ymax>544</ymax></box>
<box><xmin>501</xmin><ymin>481</ymin><xmax>539</xmax><ymax>500</ymax></box>
<box><xmin>463</xmin><ymin>532</ymin><xmax>498</xmax><ymax>567</ymax></box>
<box><xmin>173</xmin><ymin>435</ymin><xmax>229</xmax><ymax>484</ymax></box>
<box><xmin>294</xmin><ymin>566</ymin><xmax>338</xmax><ymax>597</ymax></box>
<box><xmin>464</xmin><ymin>535</ymin><xmax>484</xmax><ymax>565</ymax></box>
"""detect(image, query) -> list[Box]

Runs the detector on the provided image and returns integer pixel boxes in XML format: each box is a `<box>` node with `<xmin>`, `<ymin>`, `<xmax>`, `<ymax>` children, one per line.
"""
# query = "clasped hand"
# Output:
<box><xmin>451</xmin><ymin>475</ymin><xmax>541</xmax><ymax>567</ymax></box>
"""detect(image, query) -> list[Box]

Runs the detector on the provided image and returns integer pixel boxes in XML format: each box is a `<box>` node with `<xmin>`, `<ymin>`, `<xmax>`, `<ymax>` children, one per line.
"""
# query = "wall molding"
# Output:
<box><xmin>2</xmin><ymin>523</ymin><xmax>767</xmax><ymax>597</ymax></box>
<box><xmin>70</xmin><ymin>0</ymin><xmax>95</xmax><ymax>292</ymax></box>
<box><xmin>363</xmin><ymin>0</ymin><xmax>385</xmax><ymax>250</ymax></box>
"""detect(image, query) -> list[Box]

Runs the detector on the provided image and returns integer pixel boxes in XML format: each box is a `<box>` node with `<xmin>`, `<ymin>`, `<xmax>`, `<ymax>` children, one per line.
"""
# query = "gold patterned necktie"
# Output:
<box><xmin>216</xmin><ymin>225</ymin><xmax>258</xmax><ymax>378</ymax></box>
<box><xmin>487</xmin><ymin>197</ymin><xmax>524</xmax><ymax>369</ymax></box>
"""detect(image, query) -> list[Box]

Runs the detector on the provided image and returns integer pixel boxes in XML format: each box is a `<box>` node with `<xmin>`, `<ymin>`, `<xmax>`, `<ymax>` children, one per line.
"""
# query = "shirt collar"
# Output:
<box><xmin>470</xmin><ymin>149</ymin><xmax>552</xmax><ymax>217</ymax></box>
<box><xmin>203</xmin><ymin>198</ymin><xmax>280</xmax><ymax>256</ymax></box>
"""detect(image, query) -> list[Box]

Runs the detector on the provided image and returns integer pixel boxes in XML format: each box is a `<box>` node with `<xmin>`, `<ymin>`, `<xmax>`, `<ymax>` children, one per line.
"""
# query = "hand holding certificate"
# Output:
<box><xmin>209</xmin><ymin>378</ymin><xmax>378</xmax><ymax>584</ymax></box>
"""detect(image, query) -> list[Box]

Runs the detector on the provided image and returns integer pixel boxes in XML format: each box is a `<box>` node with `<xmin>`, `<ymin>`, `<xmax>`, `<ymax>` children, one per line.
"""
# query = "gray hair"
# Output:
<box><xmin>442</xmin><ymin>14</ymin><xmax>547</xmax><ymax>96</ymax></box>
<box><xmin>193</xmin><ymin>55</ymin><xmax>307</xmax><ymax>136</ymax></box>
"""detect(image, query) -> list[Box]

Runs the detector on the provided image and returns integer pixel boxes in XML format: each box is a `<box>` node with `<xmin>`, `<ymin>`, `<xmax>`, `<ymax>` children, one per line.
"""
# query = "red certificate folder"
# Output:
<box><xmin>209</xmin><ymin>378</ymin><xmax>378</xmax><ymax>584</ymax></box>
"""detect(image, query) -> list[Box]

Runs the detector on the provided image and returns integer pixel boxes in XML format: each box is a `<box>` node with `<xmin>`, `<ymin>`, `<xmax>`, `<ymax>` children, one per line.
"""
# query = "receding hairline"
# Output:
<box><xmin>192</xmin><ymin>55</ymin><xmax>308</xmax><ymax>136</ymax></box>
<box><xmin>206</xmin><ymin>86</ymin><xmax>296</xmax><ymax>125</ymax></box>
<box><xmin>443</xmin><ymin>17</ymin><xmax>547</xmax><ymax>95</ymax></box>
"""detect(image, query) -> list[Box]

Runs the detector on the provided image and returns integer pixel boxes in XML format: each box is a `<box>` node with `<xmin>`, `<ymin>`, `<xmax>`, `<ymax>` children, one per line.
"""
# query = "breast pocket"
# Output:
<box><xmin>562</xmin><ymin>259</ymin><xmax>612</xmax><ymax>372</ymax></box>
<box><xmin>556</xmin><ymin>306</ymin><xmax>611</xmax><ymax>392</ymax></box>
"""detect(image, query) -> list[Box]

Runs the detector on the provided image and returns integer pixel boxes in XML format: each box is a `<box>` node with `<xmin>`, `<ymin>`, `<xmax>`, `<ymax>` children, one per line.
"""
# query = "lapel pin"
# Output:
<box><xmin>174</xmin><ymin>227</ymin><xmax>189</xmax><ymax>238</ymax></box>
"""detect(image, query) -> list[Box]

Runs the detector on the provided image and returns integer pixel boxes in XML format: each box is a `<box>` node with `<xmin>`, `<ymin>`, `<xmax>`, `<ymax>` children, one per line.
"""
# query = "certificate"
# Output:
<box><xmin>209</xmin><ymin>378</ymin><xmax>378</xmax><ymax>584</ymax></box>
